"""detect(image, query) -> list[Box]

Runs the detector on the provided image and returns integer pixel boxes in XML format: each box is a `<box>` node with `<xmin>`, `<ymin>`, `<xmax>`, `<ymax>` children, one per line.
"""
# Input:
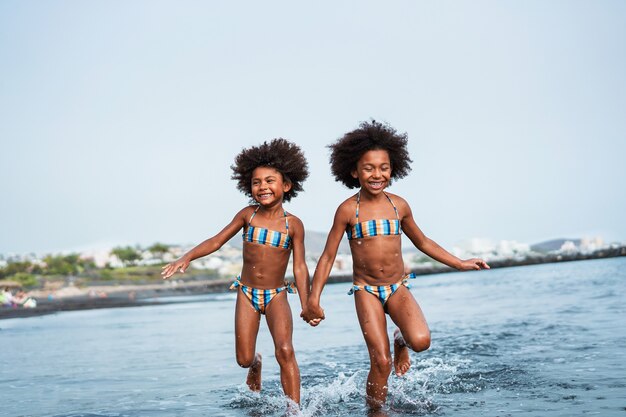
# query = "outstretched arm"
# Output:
<box><xmin>289</xmin><ymin>217</ymin><xmax>310</xmax><ymax>310</ymax></box>
<box><xmin>161</xmin><ymin>208</ymin><xmax>247</xmax><ymax>279</ymax></box>
<box><xmin>400</xmin><ymin>200</ymin><xmax>490</xmax><ymax>271</ymax></box>
<box><xmin>301</xmin><ymin>204</ymin><xmax>350</xmax><ymax>325</ymax></box>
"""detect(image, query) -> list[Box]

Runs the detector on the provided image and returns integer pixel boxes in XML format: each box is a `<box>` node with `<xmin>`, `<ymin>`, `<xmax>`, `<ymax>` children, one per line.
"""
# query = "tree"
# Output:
<box><xmin>111</xmin><ymin>246</ymin><xmax>141</xmax><ymax>267</ymax></box>
<box><xmin>11</xmin><ymin>272</ymin><xmax>38</xmax><ymax>288</ymax></box>
<box><xmin>148</xmin><ymin>243</ymin><xmax>170</xmax><ymax>255</ymax></box>
<box><xmin>0</xmin><ymin>261</ymin><xmax>33</xmax><ymax>279</ymax></box>
<box><xmin>43</xmin><ymin>255</ymin><xmax>77</xmax><ymax>276</ymax></box>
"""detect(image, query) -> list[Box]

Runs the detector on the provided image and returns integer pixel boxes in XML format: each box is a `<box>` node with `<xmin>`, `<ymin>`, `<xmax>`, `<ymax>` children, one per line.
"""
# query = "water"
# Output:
<box><xmin>1</xmin><ymin>258</ymin><xmax>625</xmax><ymax>416</ymax></box>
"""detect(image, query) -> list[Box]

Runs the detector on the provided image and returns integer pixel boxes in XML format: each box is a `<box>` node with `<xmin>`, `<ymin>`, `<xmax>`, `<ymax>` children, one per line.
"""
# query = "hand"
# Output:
<box><xmin>161</xmin><ymin>257</ymin><xmax>190</xmax><ymax>279</ymax></box>
<box><xmin>458</xmin><ymin>258</ymin><xmax>490</xmax><ymax>271</ymax></box>
<box><xmin>300</xmin><ymin>301</ymin><xmax>325</xmax><ymax>326</ymax></box>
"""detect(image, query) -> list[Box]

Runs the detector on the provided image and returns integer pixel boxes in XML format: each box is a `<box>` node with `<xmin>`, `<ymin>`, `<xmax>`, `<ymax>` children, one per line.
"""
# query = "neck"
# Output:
<box><xmin>359</xmin><ymin>188</ymin><xmax>387</xmax><ymax>201</ymax></box>
<box><xmin>257</xmin><ymin>202</ymin><xmax>285</xmax><ymax>217</ymax></box>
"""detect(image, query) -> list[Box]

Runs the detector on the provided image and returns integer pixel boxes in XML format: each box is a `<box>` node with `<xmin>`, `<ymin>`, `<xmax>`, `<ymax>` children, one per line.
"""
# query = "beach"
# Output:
<box><xmin>2</xmin><ymin>257</ymin><xmax>625</xmax><ymax>416</ymax></box>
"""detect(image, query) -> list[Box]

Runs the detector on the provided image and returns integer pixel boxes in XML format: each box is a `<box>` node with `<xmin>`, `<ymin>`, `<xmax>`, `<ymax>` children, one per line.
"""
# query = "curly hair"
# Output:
<box><xmin>231</xmin><ymin>138</ymin><xmax>309</xmax><ymax>202</ymax></box>
<box><xmin>328</xmin><ymin>120</ymin><xmax>413</xmax><ymax>188</ymax></box>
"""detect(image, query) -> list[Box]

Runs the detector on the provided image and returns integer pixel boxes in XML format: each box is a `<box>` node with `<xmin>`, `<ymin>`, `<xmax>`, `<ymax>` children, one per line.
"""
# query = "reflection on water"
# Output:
<box><xmin>1</xmin><ymin>258</ymin><xmax>625</xmax><ymax>416</ymax></box>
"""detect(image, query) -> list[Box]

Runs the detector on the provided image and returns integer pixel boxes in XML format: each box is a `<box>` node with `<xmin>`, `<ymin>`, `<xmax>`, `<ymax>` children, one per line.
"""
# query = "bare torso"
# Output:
<box><xmin>345</xmin><ymin>192</ymin><xmax>407</xmax><ymax>286</ymax></box>
<box><xmin>239</xmin><ymin>208</ymin><xmax>293</xmax><ymax>289</ymax></box>
<box><xmin>241</xmin><ymin>243</ymin><xmax>291</xmax><ymax>289</ymax></box>
<box><xmin>349</xmin><ymin>235</ymin><xmax>405</xmax><ymax>286</ymax></box>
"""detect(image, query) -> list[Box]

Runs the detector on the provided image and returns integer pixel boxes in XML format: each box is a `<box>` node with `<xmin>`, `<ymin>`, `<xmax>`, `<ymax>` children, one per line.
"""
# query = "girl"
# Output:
<box><xmin>162</xmin><ymin>139</ymin><xmax>311</xmax><ymax>407</ymax></box>
<box><xmin>301</xmin><ymin>121</ymin><xmax>489</xmax><ymax>409</ymax></box>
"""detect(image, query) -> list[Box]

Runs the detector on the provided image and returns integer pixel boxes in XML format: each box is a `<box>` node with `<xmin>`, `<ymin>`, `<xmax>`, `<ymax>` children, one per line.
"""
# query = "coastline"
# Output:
<box><xmin>2</xmin><ymin>249</ymin><xmax>624</xmax><ymax>320</ymax></box>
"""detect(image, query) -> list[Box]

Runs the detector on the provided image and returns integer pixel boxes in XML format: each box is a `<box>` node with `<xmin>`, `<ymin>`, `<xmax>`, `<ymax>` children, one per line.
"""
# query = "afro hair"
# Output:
<box><xmin>328</xmin><ymin>120</ymin><xmax>413</xmax><ymax>188</ymax></box>
<box><xmin>231</xmin><ymin>138</ymin><xmax>309</xmax><ymax>202</ymax></box>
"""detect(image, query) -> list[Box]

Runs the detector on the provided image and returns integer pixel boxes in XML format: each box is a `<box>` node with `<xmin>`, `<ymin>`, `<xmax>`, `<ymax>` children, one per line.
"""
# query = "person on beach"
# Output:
<box><xmin>161</xmin><ymin>139</ymin><xmax>311</xmax><ymax>408</ymax></box>
<box><xmin>301</xmin><ymin>120</ymin><xmax>490</xmax><ymax>409</ymax></box>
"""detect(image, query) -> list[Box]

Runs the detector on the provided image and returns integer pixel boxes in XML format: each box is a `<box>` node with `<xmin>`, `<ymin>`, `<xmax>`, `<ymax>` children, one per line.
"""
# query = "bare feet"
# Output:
<box><xmin>393</xmin><ymin>329</ymin><xmax>411</xmax><ymax>376</ymax></box>
<box><xmin>246</xmin><ymin>353</ymin><xmax>262</xmax><ymax>392</ymax></box>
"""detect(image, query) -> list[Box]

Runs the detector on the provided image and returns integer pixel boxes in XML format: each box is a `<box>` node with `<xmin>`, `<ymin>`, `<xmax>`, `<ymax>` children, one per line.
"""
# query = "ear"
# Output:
<box><xmin>283</xmin><ymin>181</ymin><xmax>292</xmax><ymax>193</ymax></box>
<box><xmin>351</xmin><ymin>169</ymin><xmax>358</xmax><ymax>179</ymax></box>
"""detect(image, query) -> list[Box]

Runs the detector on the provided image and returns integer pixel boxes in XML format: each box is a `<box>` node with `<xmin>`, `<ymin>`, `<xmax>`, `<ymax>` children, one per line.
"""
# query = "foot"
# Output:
<box><xmin>393</xmin><ymin>329</ymin><xmax>411</xmax><ymax>376</ymax></box>
<box><xmin>246</xmin><ymin>353</ymin><xmax>262</xmax><ymax>392</ymax></box>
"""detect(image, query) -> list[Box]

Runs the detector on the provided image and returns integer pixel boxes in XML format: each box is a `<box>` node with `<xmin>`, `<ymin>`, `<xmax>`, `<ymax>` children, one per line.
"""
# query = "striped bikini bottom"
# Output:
<box><xmin>230</xmin><ymin>276</ymin><xmax>297</xmax><ymax>314</ymax></box>
<box><xmin>348</xmin><ymin>272</ymin><xmax>417</xmax><ymax>305</ymax></box>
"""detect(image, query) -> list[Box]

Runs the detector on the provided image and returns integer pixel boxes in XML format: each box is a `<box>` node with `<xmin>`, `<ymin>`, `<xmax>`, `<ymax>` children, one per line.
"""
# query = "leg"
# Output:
<box><xmin>234</xmin><ymin>289</ymin><xmax>262</xmax><ymax>391</ymax></box>
<box><xmin>385</xmin><ymin>286</ymin><xmax>431</xmax><ymax>376</ymax></box>
<box><xmin>354</xmin><ymin>290</ymin><xmax>393</xmax><ymax>410</ymax></box>
<box><xmin>265</xmin><ymin>291</ymin><xmax>300</xmax><ymax>405</ymax></box>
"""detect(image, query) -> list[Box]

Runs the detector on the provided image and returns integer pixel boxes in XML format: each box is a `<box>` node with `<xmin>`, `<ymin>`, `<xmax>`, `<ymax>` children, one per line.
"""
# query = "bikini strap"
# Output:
<box><xmin>283</xmin><ymin>209</ymin><xmax>289</xmax><ymax>232</ymax></box>
<box><xmin>248</xmin><ymin>206</ymin><xmax>260</xmax><ymax>226</ymax></box>
<box><xmin>383</xmin><ymin>192</ymin><xmax>400</xmax><ymax>220</ymax></box>
<box><xmin>355</xmin><ymin>191</ymin><xmax>399</xmax><ymax>221</ymax></box>
<box><xmin>248</xmin><ymin>206</ymin><xmax>289</xmax><ymax>233</ymax></box>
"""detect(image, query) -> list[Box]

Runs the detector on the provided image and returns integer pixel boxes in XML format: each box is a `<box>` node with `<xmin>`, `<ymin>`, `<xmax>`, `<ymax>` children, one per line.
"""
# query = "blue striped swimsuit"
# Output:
<box><xmin>242</xmin><ymin>206</ymin><xmax>292</xmax><ymax>249</ymax></box>
<box><xmin>232</xmin><ymin>206</ymin><xmax>296</xmax><ymax>313</ymax></box>
<box><xmin>346</xmin><ymin>192</ymin><xmax>401</xmax><ymax>240</ymax></box>
<box><xmin>346</xmin><ymin>192</ymin><xmax>415</xmax><ymax>305</ymax></box>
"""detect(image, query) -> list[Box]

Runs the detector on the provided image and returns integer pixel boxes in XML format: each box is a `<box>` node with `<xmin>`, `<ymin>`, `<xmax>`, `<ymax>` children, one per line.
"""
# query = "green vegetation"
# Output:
<box><xmin>148</xmin><ymin>243</ymin><xmax>170</xmax><ymax>255</ymax></box>
<box><xmin>11</xmin><ymin>272</ymin><xmax>38</xmax><ymax>288</ymax></box>
<box><xmin>0</xmin><ymin>243</ymin><xmax>226</xmax><ymax>290</ymax></box>
<box><xmin>111</xmin><ymin>246</ymin><xmax>141</xmax><ymax>266</ymax></box>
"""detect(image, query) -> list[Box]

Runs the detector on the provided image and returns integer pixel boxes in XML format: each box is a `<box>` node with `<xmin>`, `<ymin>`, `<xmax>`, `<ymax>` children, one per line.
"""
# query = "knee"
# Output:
<box><xmin>236</xmin><ymin>352</ymin><xmax>255</xmax><ymax>368</ymax></box>
<box><xmin>274</xmin><ymin>344</ymin><xmax>295</xmax><ymax>365</ymax></box>
<box><xmin>406</xmin><ymin>331</ymin><xmax>431</xmax><ymax>352</ymax></box>
<box><xmin>370</xmin><ymin>351</ymin><xmax>392</xmax><ymax>376</ymax></box>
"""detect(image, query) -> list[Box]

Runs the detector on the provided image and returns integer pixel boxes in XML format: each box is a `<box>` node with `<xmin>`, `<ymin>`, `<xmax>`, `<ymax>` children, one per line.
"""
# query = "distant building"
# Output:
<box><xmin>559</xmin><ymin>241</ymin><xmax>578</xmax><ymax>254</ymax></box>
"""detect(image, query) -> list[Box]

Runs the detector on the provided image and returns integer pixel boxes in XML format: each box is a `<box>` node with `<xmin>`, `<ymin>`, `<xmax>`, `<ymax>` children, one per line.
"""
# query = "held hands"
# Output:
<box><xmin>458</xmin><ymin>258</ymin><xmax>490</xmax><ymax>271</ymax></box>
<box><xmin>300</xmin><ymin>301</ymin><xmax>325</xmax><ymax>327</ymax></box>
<box><xmin>161</xmin><ymin>257</ymin><xmax>191</xmax><ymax>280</ymax></box>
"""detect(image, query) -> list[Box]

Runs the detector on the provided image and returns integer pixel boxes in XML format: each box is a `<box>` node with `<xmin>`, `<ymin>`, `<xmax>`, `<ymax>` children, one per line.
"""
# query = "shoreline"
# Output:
<box><xmin>2</xmin><ymin>251</ymin><xmax>624</xmax><ymax>320</ymax></box>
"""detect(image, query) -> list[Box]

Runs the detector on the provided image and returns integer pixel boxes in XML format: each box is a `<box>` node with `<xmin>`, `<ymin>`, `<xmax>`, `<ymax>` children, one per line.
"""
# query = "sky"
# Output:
<box><xmin>1</xmin><ymin>1</ymin><xmax>625</xmax><ymax>255</ymax></box>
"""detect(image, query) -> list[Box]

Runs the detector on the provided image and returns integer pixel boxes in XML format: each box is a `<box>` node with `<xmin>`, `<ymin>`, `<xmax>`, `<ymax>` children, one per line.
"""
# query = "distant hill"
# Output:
<box><xmin>531</xmin><ymin>238</ymin><xmax>581</xmax><ymax>253</ymax></box>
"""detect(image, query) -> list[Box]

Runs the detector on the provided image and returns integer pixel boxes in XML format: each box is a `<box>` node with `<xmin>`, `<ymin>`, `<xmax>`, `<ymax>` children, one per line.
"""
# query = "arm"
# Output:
<box><xmin>400</xmin><ymin>199</ymin><xmax>490</xmax><ymax>271</ymax></box>
<box><xmin>161</xmin><ymin>208</ymin><xmax>248</xmax><ymax>279</ymax></box>
<box><xmin>301</xmin><ymin>204</ymin><xmax>350</xmax><ymax>324</ymax></box>
<box><xmin>289</xmin><ymin>216</ymin><xmax>310</xmax><ymax>309</ymax></box>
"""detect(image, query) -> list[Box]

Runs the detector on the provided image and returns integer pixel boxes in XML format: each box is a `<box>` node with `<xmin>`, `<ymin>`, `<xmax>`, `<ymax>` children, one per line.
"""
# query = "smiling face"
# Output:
<box><xmin>251</xmin><ymin>166</ymin><xmax>292</xmax><ymax>206</ymax></box>
<box><xmin>351</xmin><ymin>149</ymin><xmax>392</xmax><ymax>195</ymax></box>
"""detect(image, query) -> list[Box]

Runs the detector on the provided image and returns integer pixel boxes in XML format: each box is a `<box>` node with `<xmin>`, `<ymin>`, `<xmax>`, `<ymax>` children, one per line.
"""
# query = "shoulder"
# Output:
<box><xmin>286</xmin><ymin>213</ymin><xmax>304</xmax><ymax>230</ymax></box>
<box><xmin>332</xmin><ymin>194</ymin><xmax>357</xmax><ymax>223</ymax></box>
<box><xmin>385</xmin><ymin>192</ymin><xmax>411</xmax><ymax>213</ymax></box>
<box><xmin>237</xmin><ymin>205</ymin><xmax>258</xmax><ymax>220</ymax></box>
<box><xmin>337</xmin><ymin>194</ymin><xmax>357</xmax><ymax>213</ymax></box>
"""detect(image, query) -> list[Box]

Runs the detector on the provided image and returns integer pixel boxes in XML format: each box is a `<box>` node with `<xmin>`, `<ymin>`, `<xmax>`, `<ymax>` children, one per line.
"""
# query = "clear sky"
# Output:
<box><xmin>1</xmin><ymin>1</ymin><xmax>625</xmax><ymax>255</ymax></box>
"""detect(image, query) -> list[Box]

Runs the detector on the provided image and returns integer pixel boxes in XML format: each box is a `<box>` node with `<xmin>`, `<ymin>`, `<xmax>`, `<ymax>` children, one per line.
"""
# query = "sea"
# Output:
<box><xmin>1</xmin><ymin>257</ymin><xmax>625</xmax><ymax>417</ymax></box>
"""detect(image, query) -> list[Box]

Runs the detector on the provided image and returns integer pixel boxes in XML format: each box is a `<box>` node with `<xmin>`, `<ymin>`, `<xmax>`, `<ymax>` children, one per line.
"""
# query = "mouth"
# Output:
<box><xmin>369</xmin><ymin>182</ymin><xmax>385</xmax><ymax>190</ymax></box>
<box><xmin>257</xmin><ymin>193</ymin><xmax>273</xmax><ymax>200</ymax></box>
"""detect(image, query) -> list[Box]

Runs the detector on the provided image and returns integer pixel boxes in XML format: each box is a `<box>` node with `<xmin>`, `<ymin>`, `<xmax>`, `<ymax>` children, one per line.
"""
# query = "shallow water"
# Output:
<box><xmin>1</xmin><ymin>258</ymin><xmax>625</xmax><ymax>416</ymax></box>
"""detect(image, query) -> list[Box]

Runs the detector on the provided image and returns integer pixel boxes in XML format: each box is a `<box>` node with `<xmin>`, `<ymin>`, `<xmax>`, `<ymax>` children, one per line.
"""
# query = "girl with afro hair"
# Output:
<box><xmin>301</xmin><ymin>121</ymin><xmax>489</xmax><ymax>410</ymax></box>
<box><xmin>162</xmin><ymin>139</ymin><xmax>312</xmax><ymax>408</ymax></box>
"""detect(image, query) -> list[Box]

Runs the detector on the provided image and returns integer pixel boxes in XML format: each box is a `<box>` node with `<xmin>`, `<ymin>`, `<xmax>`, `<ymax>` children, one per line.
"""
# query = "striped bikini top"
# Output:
<box><xmin>346</xmin><ymin>192</ymin><xmax>402</xmax><ymax>240</ymax></box>
<box><xmin>242</xmin><ymin>206</ymin><xmax>292</xmax><ymax>249</ymax></box>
